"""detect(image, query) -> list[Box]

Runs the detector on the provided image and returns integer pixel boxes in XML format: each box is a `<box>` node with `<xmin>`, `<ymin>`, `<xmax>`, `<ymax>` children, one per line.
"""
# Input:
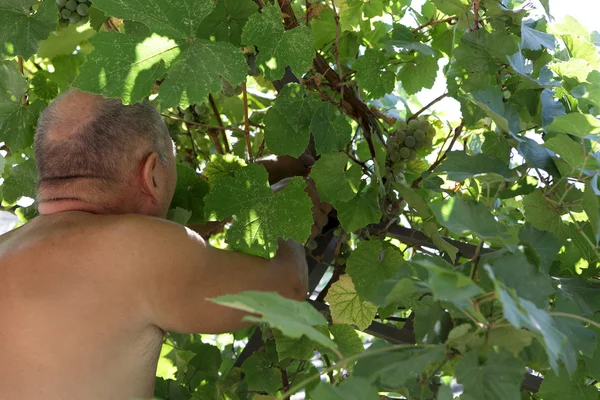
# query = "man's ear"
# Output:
<box><xmin>141</xmin><ymin>152</ymin><xmax>160</xmax><ymax>203</ymax></box>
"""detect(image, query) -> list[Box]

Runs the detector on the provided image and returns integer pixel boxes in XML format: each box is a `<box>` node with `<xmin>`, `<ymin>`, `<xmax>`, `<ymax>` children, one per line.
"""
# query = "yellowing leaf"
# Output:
<box><xmin>325</xmin><ymin>275</ymin><xmax>377</xmax><ymax>330</ymax></box>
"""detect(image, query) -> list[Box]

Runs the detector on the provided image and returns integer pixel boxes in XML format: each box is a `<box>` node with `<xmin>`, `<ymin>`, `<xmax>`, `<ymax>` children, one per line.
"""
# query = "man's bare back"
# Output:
<box><xmin>0</xmin><ymin>211</ymin><xmax>307</xmax><ymax>399</ymax></box>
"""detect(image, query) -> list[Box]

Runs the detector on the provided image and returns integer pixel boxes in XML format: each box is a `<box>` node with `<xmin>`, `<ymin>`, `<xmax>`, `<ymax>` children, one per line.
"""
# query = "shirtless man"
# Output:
<box><xmin>0</xmin><ymin>90</ymin><xmax>314</xmax><ymax>399</ymax></box>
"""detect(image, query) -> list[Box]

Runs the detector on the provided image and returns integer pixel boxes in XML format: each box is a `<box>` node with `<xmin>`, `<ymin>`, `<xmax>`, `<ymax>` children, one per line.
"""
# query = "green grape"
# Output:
<box><xmin>395</xmin><ymin>130</ymin><xmax>406</xmax><ymax>142</ymax></box>
<box><xmin>65</xmin><ymin>0</ymin><xmax>77</xmax><ymax>10</ymax></box>
<box><xmin>183</xmin><ymin>110</ymin><xmax>194</xmax><ymax>122</ymax></box>
<box><xmin>405</xmin><ymin>129</ymin><xmax>414</xmax><ymax>137</ymax></box>
<box><xmin>60</xmin><ymin>8</ymin><xmax>72</xmax><ymax>18</ymax></box>
<box><xmin>414</xmin><ymin>130</ymin><xmax>425</xmax><ymax>142</ymax></box>
<box><xmin>390</xmin><ymin>152</ymin><xmax>401</xmax><ymax>162</ymax></box>
<box><xmin>392</xmin><ymin>161</ymin><xmax>405</xmax><ymax>174</ymax></box>
<box><xmin>69</xmin><ymin>12</ymin><xmax>81</xmax><ymax>24</ymax></box>
<box><xmin>307</xmin><ymin>240</ymin><xmax>318</xmax><ymax>251</ymax></box>
<box><xmin>387</xmin><ymin>136</ymin><xmax>398</xmax><ymax>146</ymax></box>
<box><xmin>59</xmin><ymin>18</ymin><xmax>69</xmax><ymax>27</ymax></box>
<box><xmin>76</xmin><ymin>3</ymin><xmax>88</xmax><ymax>15</ymax></box>
<box><xmin>426</xmin><ymin>126</ymin><xmax>436</xmax><ymax>136</ymax></box>
<box><xmin>56</xmin><ymin>0</ymin><xmax>67</xmax><ymax>7</ymax></box>
<box><xmin>221</xmin><ymin>80</ymin><xmax>236</xmax><ymax>97</ymax></box>
<box><xmin>416</xmin><ymin>120</ymin><xmax>429</xmax><ymax>130</ymax></box>
<box><xmin>408</xmin><ymin>119</ymin><xmax>420</xmax><ymax>130</ymax></box>
<box><xmin>77</xmin><ymin>0</ymin><xmax>87</xmax><ymax>2</ymax></box>
<box><xmin>85</xmin><ymin>0</ymin><xmax>92</xmax><ymax>6</ymax></box>
<box><xmin>234</xmin><ymin>85</ymin><xmax>243</xmax><ymax>96</ymax></box>
<box><xmin>396</xmin><ymin>120</ymin><xmax>408</xmax><ymax>131</ymax></box>
<box><xmin>399</xmin><ymin>147</ymin><xmax>410</xmax><ymax>159</ymax></box>
<box><xmin>414</xmin><ymin>141</ymin><xmax>423</xmax><ymax>150</ymax></box>
<box><xmin>408</xmin><ymin>150</ymin><xmax>417</xmax><ymax>161</ymax></box>
<box><xmin>404</xmin><ymin>136</ymin><xmax>416</xmax><ymax>148</ymax></box>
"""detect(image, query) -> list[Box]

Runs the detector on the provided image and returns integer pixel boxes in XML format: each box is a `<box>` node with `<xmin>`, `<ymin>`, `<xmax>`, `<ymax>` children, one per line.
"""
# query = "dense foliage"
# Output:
<box><xmin>1</xmin><ymin>0</ymin><xmax>600</xmax><ymax>398</ymax></box>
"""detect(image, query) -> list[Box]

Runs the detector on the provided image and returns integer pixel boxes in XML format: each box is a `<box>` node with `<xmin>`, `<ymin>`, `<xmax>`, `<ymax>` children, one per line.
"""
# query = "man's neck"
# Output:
<box><xmin>38</xmin><ymin>199</ymin><xmax>110</xmax><ymax>215</ymax></box>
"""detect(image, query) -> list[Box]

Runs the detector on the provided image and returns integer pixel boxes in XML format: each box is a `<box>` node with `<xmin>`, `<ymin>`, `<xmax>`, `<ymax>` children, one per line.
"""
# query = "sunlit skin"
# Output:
<box><xmin>0</xmin><ymin>91</ymin><xmax>311</xmax><ymax>400</ymax></box>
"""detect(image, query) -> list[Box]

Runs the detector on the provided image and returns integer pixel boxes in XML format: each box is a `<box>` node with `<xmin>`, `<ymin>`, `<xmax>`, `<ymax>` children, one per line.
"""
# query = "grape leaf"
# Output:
<box><xmin>36</xmin><ymin>23</ymin><xmax>96</xmax><ymax>59</ymax></box>
<box><xmin>202</xmin><ymin>153</ymin><xmax>246</xmax><ymax>185</ymax></box>
<box><xmin>487</xmin><ymin>265</ymin><xmax>576</xmax><ymax>374</ymax></box>
<box><xmin>488</xmin><ymin>252</ymin><xmax>554</xmax><ymax>308</ymax></box>
<box><xmin>263</xmin><ymin>83</ymin><xmax>321</xmax><ymax>157</ymax></box>
<box><xmin>329</xmin><ymin>324</ymin><xmax>364</xmax><ymax>358</ymax></box>
<box><xmin>353</xmin><ymin>342</ymin><xmax>446</xmax><ymax>390</ymax></box>
<box><xmin>273</xmin><ymin>329</ymin><xmax>314</xmax><ymax>361</ymax></box>
<box><xmin>432</xmin><ymin>0</ymin><xmax>469</xmax><ymax>15</ymax></box>
<box><xmin>209</xmin><ymin>291</ymin><xmax>338</xmax><ymax>351</ymax></box>
<box><xmin>167</xmin><ymin>207</ymin><xmax>192</xmax><ymax>225</ymax></box>
<box><xmin>522</xmin><ymin>189</ymin><xmax>568</xmax><ymax>238</ymax></box>
<box><xmin>310</xmin><ymin>376</ymin><xmax>379</xmax><ymax>400</ymax></box>
<box><xmin>241</xmin><ymin>349</ymin><xmax>281</xmax><ymax>395</ymax></box>
<box><xmin>353</xmin><ymin>48</ymin><xmax>395</xmax><ymax>99</ymax></box>
<box><xmin>539</xmin><ymin>363</ymin><xmax>597</xmax><ymax>400</ymax></box>
<box><xmin>31</xmin><ymin>72</ymin><xmax>59</xmax><ymax>101</ymax></box>
<box><xmin>545</xmin><ymin>113</ymin><xmax>600</xmax><ymax>137</ymax></box>
<box><xmin>397</xmin><ymin>55</ymin><xmax>439</xmax><ymax>95</ymax></box>
<box><xmin>241</xmin><ymin>4</ymin><xmax>314</xmax><ymax>81</ymax></box>
<box><xmin>521</xmin><ymin>22</ymin><xmax>556</xmax><ymax>51</ymax></box>
<box><xmin>196</xmin><ymin>0</ymin><xmax>258</xmax><ymax>46</ymax></box>
<box><xmin>412</xmin><ymin>257</ymin><xmax>483</xmax><ymax>308</ymax></box>
<box><xmin>483</xmin><ymin>326</ymin><xmax>534</xmax><ymax>356</ymax></box>
<box><xmin>0</xmin><ymin>60</ymin><xmax>45</xmax><ymax>151</ymax></box>
<box><xmin>75</xmin><ymin>31</ymin><xmax>247</xmax><ymax>108</ymax></box>
<box><xmin>336</xmin><ymin>186</ymin><xmax>382</xmax><ymax>233</ymax></box>
<box><xmin>91</xmin><ymin>0</ymin><xmax>214</xmax><ymax>40</ymax></box>
<box><xmin>518</xmin><ymin>223</ymin><xmax>559</xmax><ymax>273</ymax></box>
<box><xmin>543</xmin><ymin>133</ymin><xmax>599</xmax><ymax>173</ymax></box>
<box><xmin>169</xmin><ymin>164</ymin><xmax>210</xmax><ymax>224</ymax></box>
<box><xmin>0</xmin><ymin>0</ymin><xmax>56</xmax><ymax>60</ymax></box>
<box><xmin>430</xmin><ymin>196</ymin><xmax>508</xmax><ymax>239</ymax></box>
<box><xmin>309</xmin><ymin>152</ymin><xmax>362</xmax><ymax>205</ymax></box>
<box><xmin>311</xmin><ymin>7</ymin><xmax>336</xmax><ymax>49</ymax></box>
<box><xmin>434</xmin><ymin>151</ymin><xmax>512</xmax><ymax>182</ymax></box>
<box><xmin>325</xmin><ymin>275</ymin><xmax>377</xmax><ymax>330</ymax></box>
<box><xmin>455</xmin><ymin>350</ymin><xmax>525</xmax><ymax>400</ymax></box>
<box><xmin>2</xmin><ymin>159</ymin><xmax>37</xmax><ymax>203</ymax></box>
<box><xmin>346</xmin><ymin>240</ymin><xmax>404</xmax><ymax>300</ymax></box>
<box><xmin>203</xmin><ymin>163</ymin><xmax>312</xmax><ymax>258</ymax></box>
<box><xmin>422</xmin><ymin>222</ymin><xmax>458</xmax><ymax>262</ymax></box>
<box><xmin>310</xmin><ymin>102</ymin><xmax>353</xmax><ymax>154</ymax></box>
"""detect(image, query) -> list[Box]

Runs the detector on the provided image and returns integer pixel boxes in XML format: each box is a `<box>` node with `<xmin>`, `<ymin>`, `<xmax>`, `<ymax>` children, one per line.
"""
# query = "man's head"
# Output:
<box><xmin>34</xmin><ymin>89</ymin><xmax>177</xmax><ymax>218</ymax></box>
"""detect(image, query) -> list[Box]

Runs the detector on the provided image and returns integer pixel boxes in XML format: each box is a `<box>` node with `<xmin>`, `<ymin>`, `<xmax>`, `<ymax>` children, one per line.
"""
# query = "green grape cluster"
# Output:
<box><xmin>181</xmin><ymin>104</ymin><xmax>210</xmax><ymax>124</ymax></box>
<box><xmin>56</xmin><ymin>0</ymin><xmax>91</xmax><ymax>27</ymax></box>
<box><xmin>221</xmin><ymin>79</ymin><xmax>243</xmax><ymax>97</ymax></box>
<box><xmin>385</xmin><ymin>118</ymin><xmax>436</xmax><ymax>176</ymax></box>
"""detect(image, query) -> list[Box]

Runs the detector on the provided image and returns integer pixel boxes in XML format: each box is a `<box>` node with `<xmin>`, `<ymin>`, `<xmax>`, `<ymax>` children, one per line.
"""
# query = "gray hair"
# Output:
<box><xmin>35</xmin><ymin>90</ymin><xmax>173</xmax><ymax>188</ymax></box>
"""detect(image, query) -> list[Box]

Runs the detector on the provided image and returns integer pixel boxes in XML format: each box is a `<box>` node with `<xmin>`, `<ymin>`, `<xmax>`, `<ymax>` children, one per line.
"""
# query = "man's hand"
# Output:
<box><xmin>273</xmin><ymin>238</ymin><xmax>309</xmax><ymax>300</ymax></box>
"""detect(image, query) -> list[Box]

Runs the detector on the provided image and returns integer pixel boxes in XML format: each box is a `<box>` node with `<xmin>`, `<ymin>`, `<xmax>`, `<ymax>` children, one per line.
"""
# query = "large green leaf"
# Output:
<box><xmin>310</xmin><ymin>102</ymin><xmax>353</xmax><ymax>155</ymax></box>
<box><xmin>241</xmin><ymin>4</ymin><xmax>314</xmax><ymax>81</ymax></box>
<box><xmin>196</xmin><ymin>0</ymin><xmax>258</xmax><ymax>46</ymax></box>
<box><xmin>2</xmin><ymin>158</ymin><xmax>38</xmax><ymax>203</ymax></box>
<box><xmin>346</xmin><ymin>240</ymin><xmax>404</xmax><ymax>300</ymax></box>
<box><xmin>545</xmin><ymin>113</ymin><xmax>600</xmax><ymax>138</ymax></box>
<box><xmin>263</xmin><ymin>83</ymin><xmax>321</xmax><ymax>157</ymax></box>
<box><xmin>353</xmin><ymin>48</ymin><xmax>395</xmax><ymax>99</ymax></box>
<box><xmin>455</xmin><ymin>350</ymin><xmax>525</xmax><ymax>400</ymax></box>
<box><xmin>543</xmin><ymin>133</ymin><xmax>599</xmax><ymax>173</ymax></box>
<box><xmin>209</xmin><ymin>291</ymin><xmax>337</xmax><ymax>351</ymax></box>
<box><xmin>241</xmin><ymin>348</ymin><xmax>281</xmax><ymax>395</ymax></box>
<box><xmin>353</xmin><ymin>342</ymin><xmax>446</xmax><ymax>390</ymax></box>
<box><xmin>487</xmin><ymin>266</ymin><xmax>576</xmax><ymax>374</ymax></box>
<box><xmin>309</xmin><ymin>152</ymin><xmax>362</xmax><ymax>205</ymax></box>
<box><xmin>539</xmin><ymin>363</ymin><xmax>598</xmax><ymax>400</ymax></box>
<box><xmin>0</xmin><ymin>0</ymin><xmax>56</xmax><ymax>60</ymax></box>
<box><xmin>325</xmin><ymin>275</ymin><xmax>377</xmax><ymax>330</ymax></box>
<box><xmin>434</xmin><ymin>151</ymin><xmax>512</xmax><ymax>182</ymax></box>
<box><xmin>336</xmin><ymin>186</ymin><xmax>382</xmax><ymax>233</ymax></box>
<box><xmin>430</xmin><ymin>196</ymin><xmax>508</xmax><ymax>239</ymax></box>
<box><xmin>311</xmin><ymin>377</ymin><xmax>379</xmax><ymax>400</ymax></box>
<box><xmin>74</xmin><ymin>0</ymin><xmax>247</xmax><ymax>107</ymax></box>
<box><xmin>397</xmin><ymin>55</ymin><xmax>439</xmax><ymax>95</ymax></box>
<box><xmin>169</xmin><ymin>164</ymin><xmax>210</xmax><ymax>224</ymax></box>
<box><xmin>203</xmin><ymin>163</ymin><xmax>312</xmax><ymax>258</ymax></box>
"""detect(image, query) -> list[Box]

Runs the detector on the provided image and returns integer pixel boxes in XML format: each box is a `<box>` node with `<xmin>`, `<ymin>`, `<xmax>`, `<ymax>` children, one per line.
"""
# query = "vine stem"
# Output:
<box><xmin>160</xmin><ymin>113</ymin><xmax>249</xmax><ymax>134</ymax></box>
<box><xmin>330</xmin><ymin>0</ymin><xmax>344</xmax><ymax>106</ymax></box>
<box><xmin>407</xmin><ymin>93</ymin><xmax>448</xmax><ymax>122</ymax></box>
<box><xmin>242</xmin><ymin>82</ymin><xmax>253</xmax><ymax>162</ymax></box>
<box><xmin>550</xmin><ymin>312</ymin><xmax>600</xmax><ymax>330</ymax></box>
<box><xmin>411</xmin><ymin>16</ymin><xmax>458</xmax><ymax>32</ymax></box>
<box><xmin>277</xmin><ymin>343</ymin><xmax>436</xmax><ymax>399</ymax></box>
<box><xmin>208</xmin><ymin>94</ymin><xmax>230</xmax><ymax>153</ymax></box>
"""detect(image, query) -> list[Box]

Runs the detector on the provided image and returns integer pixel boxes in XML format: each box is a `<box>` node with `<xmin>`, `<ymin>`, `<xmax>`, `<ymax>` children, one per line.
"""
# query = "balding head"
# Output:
<box><xmin>34</xmin><ymin>89</ymin><xmax>176</xmax><ymax>215</ymax></box>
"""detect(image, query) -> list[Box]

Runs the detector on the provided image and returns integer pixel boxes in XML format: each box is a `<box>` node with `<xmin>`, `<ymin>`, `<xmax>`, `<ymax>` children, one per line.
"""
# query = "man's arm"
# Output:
<box><xmin>116</xmin><ymin>215</ymin><xmax>308</xmax><ymax>334</ymax></box>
